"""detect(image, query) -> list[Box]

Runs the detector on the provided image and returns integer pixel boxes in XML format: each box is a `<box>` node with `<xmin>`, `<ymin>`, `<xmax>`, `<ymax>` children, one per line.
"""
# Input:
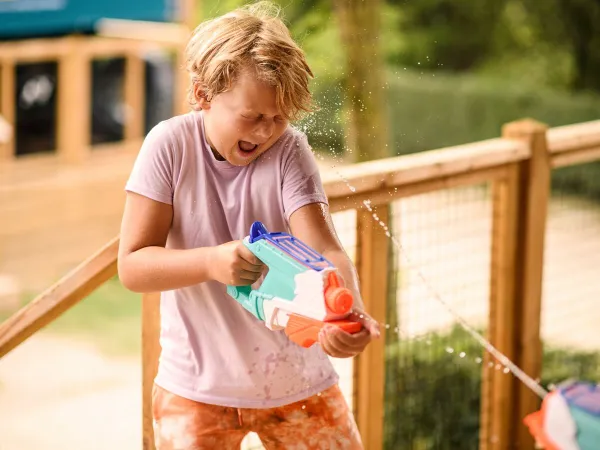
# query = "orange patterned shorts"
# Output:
<box><xmin>152</xmin><ymin>383</ymin><xmax>364</xmax><ymax>449</ymax></box>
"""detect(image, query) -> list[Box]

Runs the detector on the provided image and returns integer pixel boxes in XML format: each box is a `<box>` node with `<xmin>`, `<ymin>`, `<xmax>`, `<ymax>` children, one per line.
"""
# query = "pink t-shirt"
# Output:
<box><xmin>125</xmin><ymin>111</ymin><xmax>338</xmax><ymax>408</ymax></box>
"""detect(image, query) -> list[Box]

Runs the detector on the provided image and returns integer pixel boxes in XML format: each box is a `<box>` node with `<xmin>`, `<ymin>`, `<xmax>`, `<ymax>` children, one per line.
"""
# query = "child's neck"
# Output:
<box><xmin>210</xmin><ymin>146</ymin><xmax>226</xmax><ymax>161</ymax></box>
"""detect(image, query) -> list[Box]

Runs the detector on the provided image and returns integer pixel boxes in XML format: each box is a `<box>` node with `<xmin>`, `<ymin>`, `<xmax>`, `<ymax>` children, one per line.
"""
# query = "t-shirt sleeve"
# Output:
<box><xmin>281</xmin><ymin>130</ymin><xmax>329</xmax><ymax>221</ymax></box>
<box><xmin>125</xmin><ymin>121</ymin><xmax>175</xmax><ymax>205</ymax></box>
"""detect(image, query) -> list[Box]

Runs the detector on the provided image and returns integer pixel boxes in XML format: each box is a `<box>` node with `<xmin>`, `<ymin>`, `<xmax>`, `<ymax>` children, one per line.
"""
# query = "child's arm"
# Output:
<box><xmin>289</xmin><ymin>202</ymin><xmax>381</xmax><ymax>358</ymax></box>
<box><xmin>288</xmin><ymin>202</ymin><xmax>363</xmax><ymax>310</ymax></box>
<box><xmin>118</xmin><ymin>192</ymin><xmax>263</xmax><ymax>293</ymax></box>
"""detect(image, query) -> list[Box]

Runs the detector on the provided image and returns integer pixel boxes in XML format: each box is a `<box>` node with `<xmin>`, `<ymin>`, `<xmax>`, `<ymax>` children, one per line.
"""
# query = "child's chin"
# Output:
<box><xmin>234</xmin><ymin>147</ymin><xmax>260</xmax><ymax>164</ymax></box>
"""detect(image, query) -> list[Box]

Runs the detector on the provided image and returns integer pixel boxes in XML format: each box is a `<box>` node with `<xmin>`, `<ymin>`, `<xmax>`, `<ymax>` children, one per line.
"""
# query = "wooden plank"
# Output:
<box><xmin>353</xmin><ymin>205</ymin><xmax>389</xmax><ymax>450</ymax></box>
<box><xmin>95</xmin><ymin>19</ymin><xmax>190</xmax><ymax>46</ymax></box>
<box><xmin>480</xmin><ymin>164</ymin><xmax>520</xmax><ymax>450</ymax></box>
<box><xmin>547</xmin><ymin>120</ymin><xmax>600</xmax><ymax>154</ymax></box>
<box><xmin>551</xmin><ymin>145</ymin><xmax>600</xmax><ymax>168</ymax></box>
<box><xmin>322</xmin><ymin>138</ymin><xmax>529</xmax><ymax>201</ymax></box>
<box><xmin>142</xmin><ymin>292</ymin><xmax>161</xmax><ymax>450</ymax></box>
<box><xmin>124</xmin><ymin>53</ymin><xmax>146</xmax><ymax>142</ymax></box>
<box><xmin>0</xmin><ymin>35</ymin><xmax>182</xmax><ymax>64</ymax></box>
<box><xmin>0</xmin><ymin>139</ymin><xmax>140</xmax><ymax>189</ymax></box>
<box><xmin>0</xmin><ymin>60</ymin><xmax>15</xmax><ymax>163</ymax></box>
<box><xmin>328</xmin><ymin>164</ymin><xmax>508</xmax><ymax>213</ymax></box>
<box><xmin>0</xmin><ymin>37</ymin><xmax>71</xmax><ymax>63</ymax></box>
<box><xmin>57</xmin><ymin>37</ymin><xmax>91</xmax><ymax>164</ymax></box>
<box><xmin>0</xmin><ymin>236</ymin><xmax>119</xmax><ymax>358</ymax></box>
<box><xmin>502</xmin><ymin>119</ymin><xmax>550</xmax><ymax>450</ymax></box>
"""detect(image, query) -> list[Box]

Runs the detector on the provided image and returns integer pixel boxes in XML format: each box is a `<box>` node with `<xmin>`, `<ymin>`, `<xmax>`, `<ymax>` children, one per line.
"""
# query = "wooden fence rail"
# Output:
<box><xmin>1</xmin><ymin>118</ymin><xmax>599</xmax><ymax>450</ymax></box>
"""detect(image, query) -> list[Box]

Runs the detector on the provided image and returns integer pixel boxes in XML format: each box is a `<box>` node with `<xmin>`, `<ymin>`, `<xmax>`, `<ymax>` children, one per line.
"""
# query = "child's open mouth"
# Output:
<box><xmin>238</xmin><ymin>140</ymin><xmax>258</xmax><ymax>154</ymax></box>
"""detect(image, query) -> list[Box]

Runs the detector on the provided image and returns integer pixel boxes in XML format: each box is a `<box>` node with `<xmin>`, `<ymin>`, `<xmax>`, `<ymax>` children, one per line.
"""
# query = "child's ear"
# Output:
<box><xmin>194</xmin><ymin>84</ymin><xmax>211</xmax><ymax>110</ymax></box>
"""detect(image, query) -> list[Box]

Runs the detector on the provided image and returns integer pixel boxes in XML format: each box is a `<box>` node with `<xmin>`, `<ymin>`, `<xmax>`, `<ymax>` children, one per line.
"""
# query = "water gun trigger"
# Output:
<box><xmin>284</xmin><ymin>314</ymin><xmax>363</xmax><ymax>348</ymax></box>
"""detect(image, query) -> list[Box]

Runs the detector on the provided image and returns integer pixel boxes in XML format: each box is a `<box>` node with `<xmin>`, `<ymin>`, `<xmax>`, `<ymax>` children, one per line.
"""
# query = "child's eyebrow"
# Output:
<box><xmin>242</xmin><ymin>111</ymin><xmax>283</xmax><ymax>119</ymax></box>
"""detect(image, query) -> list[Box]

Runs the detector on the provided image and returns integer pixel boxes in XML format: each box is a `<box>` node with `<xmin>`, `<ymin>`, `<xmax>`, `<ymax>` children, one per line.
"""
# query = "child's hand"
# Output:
<box><xmin>318</xmin><ymin>308</ymin><xmax>381</xmax><ymax>358</ymax></box>
<box><xmin>211</xmin><ymin>240</ymin><xmax>265</xmax><ymax>286</ymax></box>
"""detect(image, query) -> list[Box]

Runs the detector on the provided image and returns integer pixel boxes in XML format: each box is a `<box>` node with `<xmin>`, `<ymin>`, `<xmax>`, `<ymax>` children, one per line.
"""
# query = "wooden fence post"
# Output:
<box><xmin>482</xmin><ymin>119</ymin><xmax>550</xmax><ymax>450</ymax></box>
<box><xmin>476</xmin><ymin>119</ymin><xmax>551</xmax><ymax>450</ymax></box>
<box><xmin>481</xmin><ymin>162</ymin><xmax>521</xmax><ymax>449</ymax></box>
<box><xmin>0</xmin><ymin>59</ymin><xmax>15</xmax><ymax>163</ymax></box>
<box><xmin>142</xmin><ymin>292</ymin><xmax>161</xmax><ymax>450</ymax></box>
<box><xmin>57</xmin><ymin>36</ymin><xmax>91</xmax><ymax>163</ymax></box>
<box><xmin>123</xmin><ymin>52</ymin><xmax>145</xmax><ymax>142</ymax></box>
<box><xmin>503</xmin><ymin>119</ymin><xmax>550</xmax><ymax>450</ymax></box>
<box><xmin>354</xmin><ymin>204</ymin><xmax>390</xmax><ymax>450</ymax></box>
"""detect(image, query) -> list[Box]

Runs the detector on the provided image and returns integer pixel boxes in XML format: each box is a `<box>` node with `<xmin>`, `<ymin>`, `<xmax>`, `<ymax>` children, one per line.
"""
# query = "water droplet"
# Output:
<box><xmin>475</xmin><ymin>357</ymin><xmax>482</xmax><ymax>364</ymax></box>
<box><xmin>446</xmin><ymin>347</ymin><xmax>454</xmax><ymax>354</ymax></box>
<box><xmin>301</xmin><ymin>405</ymin><xmax>306</xmax><ymax>410</ymax></box>
<box><xmin>459</xmin><ymin>352</ymin><xmax>466</xmax><ymax>358</ymax></box>
<box><xmin>503</xmin><ymin>367</ymin><xmax>510</xmax><ymax>374</ymax></box>
<box><xmin>385</xmin><ymin>324</ymin><xmax>390</xmax><ymax>329</ymax></box>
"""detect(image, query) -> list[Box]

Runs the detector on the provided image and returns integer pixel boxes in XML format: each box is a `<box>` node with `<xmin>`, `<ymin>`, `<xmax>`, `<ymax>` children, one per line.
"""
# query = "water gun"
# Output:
<box><xmin>226</xmin><ymin>221</ymin><xmax>363</xmax><ymax>348</ymax></box>
<box><xmin>524</xmin><ymin>381</ymin><xmax>600</xmax><ymax>450</ymax></box>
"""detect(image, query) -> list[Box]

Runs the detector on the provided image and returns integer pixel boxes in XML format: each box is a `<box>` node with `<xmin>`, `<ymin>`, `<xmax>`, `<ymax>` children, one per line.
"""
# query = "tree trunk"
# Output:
<box><xmin>333</xmin><ymin>0</ymin><xmax>389</xmax><ymax>162</ymax></box>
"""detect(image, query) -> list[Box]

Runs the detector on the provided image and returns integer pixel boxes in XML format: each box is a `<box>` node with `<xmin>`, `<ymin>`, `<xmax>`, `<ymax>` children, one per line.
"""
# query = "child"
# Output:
<box><xmin>118</xmin><ymin>2</ymin><xmax>380</xmax><ymax>449</ymax></box>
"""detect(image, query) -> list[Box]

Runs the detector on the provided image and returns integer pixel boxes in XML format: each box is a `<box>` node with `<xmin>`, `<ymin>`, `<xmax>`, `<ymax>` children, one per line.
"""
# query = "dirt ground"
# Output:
<box><xmin>1</xmin><ymin>180</ymin><xmax>599</xmax><ymax>449</ymax></box>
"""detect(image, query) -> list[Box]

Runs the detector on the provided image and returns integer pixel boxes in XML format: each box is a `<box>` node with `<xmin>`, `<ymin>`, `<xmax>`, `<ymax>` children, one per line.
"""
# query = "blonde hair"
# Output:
<box><xmin>185</xmin><ymin>1</ymin><xmax>314</xmax><ymax>121</ymax></box>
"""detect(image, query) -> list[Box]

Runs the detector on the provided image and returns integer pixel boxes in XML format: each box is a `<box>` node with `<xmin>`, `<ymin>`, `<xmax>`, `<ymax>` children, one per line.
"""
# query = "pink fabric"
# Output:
<box><xmin>125</xmin><ymin>111</ymin><xmax>338</xmax><ymax>408</ymax></box>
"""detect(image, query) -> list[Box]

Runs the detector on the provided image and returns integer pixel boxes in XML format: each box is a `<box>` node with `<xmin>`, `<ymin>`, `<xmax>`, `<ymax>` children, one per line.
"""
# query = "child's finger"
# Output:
<box><xmin>240</xmin><ymin>260</ymin><xmax>264</xmax><ymax>273</ymax></box>
<box><xmin>325</xmin><ymin>327</ymin><xmax>371</xmax><ymax>350</ymax></box>
<box><xmin>322</xmin><ymin>327</ymin><xmax>369</xmax><ymax>356</ymax></box>
<box><xmin>238</xmin><ymin>244</ymin><xmax>263</xmax><ymax>267</ymax></box>
<box><xmin>239</xmin><ymin>269</ymin><xmax>263</xmax><ymax>283</ymax></box>
<box><xmin>318</xmin><ymin>329</ymin><xmax>356</xmax><ymax>358</ymax></box>
<box><xmin>350</xmin><ymin>311</ymin><xmax>381</xmax><ymax>338</ymax></box>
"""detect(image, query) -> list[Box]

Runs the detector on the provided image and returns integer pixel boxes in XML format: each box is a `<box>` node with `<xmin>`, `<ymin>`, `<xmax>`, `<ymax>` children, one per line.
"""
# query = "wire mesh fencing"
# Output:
<box><xmin>539</xmin><ymin>162</ymin><xmax>600</xmax><ymax>389</ymax></box>
<box><xmin>383</xmin><ymin>184</ymin><xmax>493</xmax><ymax>450</ymax></box>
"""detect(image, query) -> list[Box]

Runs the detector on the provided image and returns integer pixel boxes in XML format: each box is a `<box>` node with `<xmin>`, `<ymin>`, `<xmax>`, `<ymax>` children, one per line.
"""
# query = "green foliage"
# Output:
<box><xmin>518</xmin><ymin>0</ymin><xmax>600</xmax><ymax>92</ymax></box>
<box><xmin>385</xmin><ymin>327</ymin><xmax>483</xmax><ymax>450</ymax></box>
<box><xmin>384</xmin><ymin>325</ymin><xmax>600</xmax><ymax>449</ymax></box>
<box><xmin>304</xmin><ymin>68</ymin><xmax>600</xmax><ymax>154</ymax></box>
<box><xmin>385</xmin><ymin>69</ymin><xmax>600</xmax><ymax>156</ymax></box>
<box><xmin>475</xmin><ymin>1</ymin><xmax>576</xmax><ymax>91</ymax></box>
<box><xmin>551</xmin><ymin>163</ymin><xmax>600</xmax><ymax>202</ymax></box>
<box><xmin>385</xmin><ymin>0</ymin><xmax>507</xmax><ymax>72</ymax></box>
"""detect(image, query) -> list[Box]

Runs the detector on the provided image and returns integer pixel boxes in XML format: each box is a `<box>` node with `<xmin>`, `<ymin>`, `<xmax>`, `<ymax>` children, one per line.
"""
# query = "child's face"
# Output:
<box><xmin>200</xmin><ymin>68</ymin><xmax>289</xmax><ymax>166</ymax></box>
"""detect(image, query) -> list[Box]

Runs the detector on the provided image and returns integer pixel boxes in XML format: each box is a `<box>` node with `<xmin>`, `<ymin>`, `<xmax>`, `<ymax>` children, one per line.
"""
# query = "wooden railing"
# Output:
<box><xmin>1</xmin><ymin>118</ymin><xmax>599</xmax><ymax>450</ymax></box>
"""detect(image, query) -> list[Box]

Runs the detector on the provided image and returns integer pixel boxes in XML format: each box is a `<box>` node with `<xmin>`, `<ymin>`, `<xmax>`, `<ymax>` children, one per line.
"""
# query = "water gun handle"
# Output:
<box><xmin>285</xmin><ymin>314</ymin><xmax>363</xmax><ymax>348</ymax></box>
<box><xmin>226</xmin><ymin>285</ymin><xmax>264</xmax><ymax>321</ymax></box>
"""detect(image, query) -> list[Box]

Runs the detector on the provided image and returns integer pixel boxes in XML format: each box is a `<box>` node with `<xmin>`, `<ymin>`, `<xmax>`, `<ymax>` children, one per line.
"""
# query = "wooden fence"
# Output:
<box><xmin>0</xmin><ymin>118</ymin><xmax>599</xmax><ymax>450</ymax></box>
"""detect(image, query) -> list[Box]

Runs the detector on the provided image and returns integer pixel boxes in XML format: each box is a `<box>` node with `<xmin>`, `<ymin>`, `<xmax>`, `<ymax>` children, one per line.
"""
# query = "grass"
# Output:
<box><xmin>2</xmin><ymin>276</ymin><xmax>142</xmax><ymax>357</ymax></box>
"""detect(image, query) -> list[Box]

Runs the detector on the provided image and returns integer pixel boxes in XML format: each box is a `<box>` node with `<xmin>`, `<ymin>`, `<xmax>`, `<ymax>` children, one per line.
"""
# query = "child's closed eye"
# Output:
<box><xmin>241</xmin><ymin>114</ymin><xmax>262</xmax><ymax>121</ymax></box>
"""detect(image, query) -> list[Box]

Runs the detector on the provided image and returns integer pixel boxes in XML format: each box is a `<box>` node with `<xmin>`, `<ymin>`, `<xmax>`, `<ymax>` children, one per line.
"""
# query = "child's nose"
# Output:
<box><xmin>254</xmin><ymin>120</ymin><xmax>274</xmax><ymax>143</ymax></box>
